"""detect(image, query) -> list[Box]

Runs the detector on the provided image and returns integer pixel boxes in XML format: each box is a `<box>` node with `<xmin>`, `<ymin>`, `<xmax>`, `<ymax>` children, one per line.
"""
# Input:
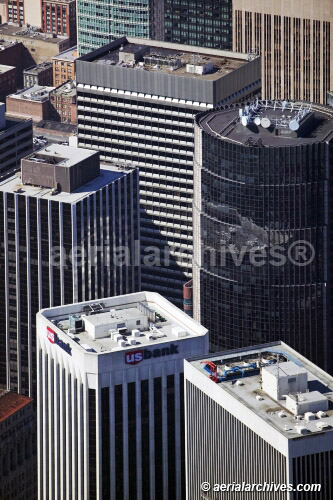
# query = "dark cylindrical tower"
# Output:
<box><xmin>193</xmin><ymin>101</ymin><xmax>333</xmax><ymax>372</ymax></box>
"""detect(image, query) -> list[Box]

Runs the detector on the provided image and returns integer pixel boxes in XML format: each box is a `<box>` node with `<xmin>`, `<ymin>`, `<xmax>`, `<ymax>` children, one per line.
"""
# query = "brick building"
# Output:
<box><xmin>0</xmin><ymin>65</ymin><xmax>16</xmax><ymax>102</ymax></box>
<box><xmin>41</xmin><ymin>0</ymin><xmax>76</xmax><ymax>46</ymax></box>
<box><xmin>52</xmin><ymin>45</ymin><xmax>77</xmax><ymax>86</ymax></box>
<box><xmin>0</xmin><ymin>391</ymin><xmax>37</xmax><ymax>500</ymax></box>
<box><xmin>23</xmin><ymin>61</ymin><xmax>53</xmax><ymax>87</ymax></box>
<box><xmin>6</xmin><ymin>85</ymin><xmax>54</xmax><ymax>122</ymax></box>
<box><xmin>50</xmin><ymin>79</ymin><xmax>76</xmax><ymax>123</ymax></box>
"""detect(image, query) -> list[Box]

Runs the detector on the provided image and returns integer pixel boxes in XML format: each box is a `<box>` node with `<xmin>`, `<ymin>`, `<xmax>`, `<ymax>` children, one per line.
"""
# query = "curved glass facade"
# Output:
<box><xmin>193</xmin><ymin>109</ymin><xmax>333</xmax><ymax>371</ymax></box>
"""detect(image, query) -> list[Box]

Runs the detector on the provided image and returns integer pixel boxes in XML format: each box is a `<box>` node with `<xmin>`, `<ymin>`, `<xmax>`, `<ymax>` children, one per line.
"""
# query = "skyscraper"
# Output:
<box><xmin>232</xmin><ymin>0</ymin><xmax>333</xmax><ymax>104</ymax></box>
<box><xmin>77</xmin><ymin>0</ymin><xmax>233</xmax><ymax>56</ymax></box>
<box><xmin>77</xmin><ymin>0</ymin><xmax>163</xmax><ymax>56</ymax></box>
<box><xmin>37</xmin><ymin>291</ymin><xmax>208</xmax><ymax>500</ymax></box>
<box><xmin>0</xmin><ymin>145</ymin><xmax>140</xmax><ymax>396</ymax></box>
<box><xmin>193</xmin><ymin>100</ymin><xmax>333</xmax><ymax>372</ymax></box>
<box><xmin>164</xmin><ymin>0</ymin><xmax>233</xmax><ymax>49</ymax></box>
<box><xmin>185</xmin><ymin>342</ymin><xmax>333</xmax><ymax>500</ymax></box>
<box><xmin>76</xmin><ymin>36</ymin><xmax>261</xmax><ymax>307</ymax></box>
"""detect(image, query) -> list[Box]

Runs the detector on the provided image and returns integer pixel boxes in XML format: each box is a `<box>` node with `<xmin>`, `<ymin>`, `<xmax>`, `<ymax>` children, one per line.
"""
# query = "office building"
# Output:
<box><xmin>0</xmin><ymin>145</ymin><xmax>140</xmax><ymax>396</ymax></box>
<box><xmin>41</xmin><ymin>0</ymin><xmax>77</xmax><ymax>46</ymax></box>
<box><xmin>0</xmin><ymin>65</ymin><xmax>16</xmax><ymax>102</ymax></box>
<box><xmin>193</xmin><ymin>100</ymin><xmax>333</xmax><ymax>372</ymax></box>
<box><xmin>233</xmin><ymin>0</ymin><xmax>333</xmax><ymax>104</ymax></box>
<box><xmin>52</xmin><ymin>46</ymin><xmax>77</xmax><ymax>86</ymax></box>
<box><xmin>76</xmin><ymin>36</ymin><xmax>261</xmax><ymax>307</ymax></box>
<box><xmin>37</xmin><ymin>291</ymin><xmax>208</xmax><ymax>500</ymax></box>
<box><xmin>0</xmin><ymin>103</ymin><xmax>33</xmax><ymax>179</ymax></box>
<box><xmin>23</xmin><ymin>62</ymin><xmax>53</xmax><ymax>88</ymax></box>
<box><xmin>6</xmin><ymin>85</ymin><xmax>54</xmax><ymax>123</ymax></box>
<box><xmin>0</xmin><ymin>391</ymin><xmax>37</xmax><ymax>500</ymax></box>
<box><xmin>164</xmin><ymin>0</ymin><xmax>232</xmax><ymax>49</ymax></box>
<box><xmin>77</xmin><ymin>0</ymin><xmax>163</xmax><ymax>56</ymax></box>
<box><xmin>185</xmin><ymin>342</ymin><xmax>333</xmax><ymax>500</ymax></box>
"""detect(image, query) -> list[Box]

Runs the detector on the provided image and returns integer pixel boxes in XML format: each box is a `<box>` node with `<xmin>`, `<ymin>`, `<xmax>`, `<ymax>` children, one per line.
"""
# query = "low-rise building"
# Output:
<box><xmin>0</xmin><ymin>391</ymin><xmax>37</xmax><ymax>500</ymax></box>
<box><xmin>23</xmin><ymin>61</ymin><xmax>53</xmax><ymax>87</ymax></box>
<box><xmin>0</xmin><ymin>102</ymin><xmax>33</xmax><ymax>179</ymax></box>
<box><xmin>50</xmin><ymin>79</ymin><xmax>76</xmax><ymax>123</ymax></box>
<box><xmin>0</xmin><ymin>64</ymin><xmax>16</xmax><ymax>102</ymax></box>
<box><xmin>6</xmin><ymin>85</ymin><xmax>54</xmax><ymax>122</ymax></box>
<box><xmin>52</xmin><ymin>45</ymin><xmax>77</xmax><ymax>86</ymax></box>
<box><xmin>0</xmin><ymin>23</ymin><xmax>70</xmax><ymax>65</ymax></box>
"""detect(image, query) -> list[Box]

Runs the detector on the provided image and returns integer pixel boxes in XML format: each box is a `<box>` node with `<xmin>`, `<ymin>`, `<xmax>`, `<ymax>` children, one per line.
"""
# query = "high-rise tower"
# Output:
<box><xmin>0</xmin><ymin>145</ymin><xmax>140</xmax><ymax>395</ymax></box>
<box><xmin>193</xmin><ymin>100</ymin><xmax>333</xmax><ymax>372</ymax></box>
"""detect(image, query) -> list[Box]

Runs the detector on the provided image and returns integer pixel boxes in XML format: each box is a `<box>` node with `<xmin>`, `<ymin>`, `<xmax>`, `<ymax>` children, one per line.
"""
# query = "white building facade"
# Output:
<box><xmin>37</xmin><ymin>291</ymin><xmax>208</xmax><ymax>500</ymax></box>
<box><xmin>185</xmin><ymin>342</ymin><xmax>333</xmax><ymax>500</ymax></box>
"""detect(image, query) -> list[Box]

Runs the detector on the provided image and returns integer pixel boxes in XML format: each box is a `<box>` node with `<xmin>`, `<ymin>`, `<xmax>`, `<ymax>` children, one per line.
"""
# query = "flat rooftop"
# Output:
<box><xmin>0</xmin><ymin>157</ymin><xmax>133</xmax><ymax>202</ymax></box>
<box><xmin>24</xmin><ymin>62</ymin><xmax>53</xmax><ymax>74</ymax></box>
<box><xmin>53</xmin><ymin>45</ymin><xmax>77</xmax><ymax>62</ymax></box>
<box><xmin>83</xmin><ymin>37</ymin><xmax>249</xmax><ymax>82</ymax></box>
<box><xmin>198</xmin><ymin>100</ymin><xmax>333</xmax><ymax>146</ymax></box>
<box><xmin>24</xmin><ymin>143</ymin><xmax>95</xmax><ymax>167</ymax></box>
<box><xmin>52</xmin><ymin>81</ymin><xmax>76</xmax><ymax>97</ymax></box>
<box><xmin>0</xmin><ymin>116</ymin><xmax>32</xmax><ymax>136</ymax></box>
<box><xmin>0</xmin><ymin>64</ymin><xmax>15</xmax><ymax>73</ymax></box>
<box><xmin>0</xmin><ymin>23</ymin><xmax>67</xmax><ymax>43</ymax></box>
<box><xmin>9</xmin><ymin>85</ymin><xmax>54</xmax><ymax>101</ymax></box>
<box><xmin>40</xmin><ymin>292</ymin><xmax>207</xmax><ymax>355</ymax></box>
<box><xmin>189</xmin><ymin>342</ymin><xmax>333</xmax><ymax>439</ymax></box>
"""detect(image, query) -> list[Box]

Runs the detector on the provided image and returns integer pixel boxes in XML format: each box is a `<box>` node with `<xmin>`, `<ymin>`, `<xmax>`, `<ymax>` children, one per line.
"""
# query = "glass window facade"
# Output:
<box><xmin>77</xmin><ymin>0</ymin><xmax>153</xmax><ymax>55</ymax></box>
<box><xmin>164</xmin><ymin>0</ymin><xmax>232</xmax><ymax>49</ymax></box>
<box><xmin>194</xmin><ymin>109</ymin><xmax>333</xmax><ymax>372</ymax></box>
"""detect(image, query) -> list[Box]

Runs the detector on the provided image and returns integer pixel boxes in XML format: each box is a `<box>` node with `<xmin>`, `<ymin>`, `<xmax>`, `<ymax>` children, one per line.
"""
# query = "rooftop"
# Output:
<box><xmin>52</xmin><ymin>80</ymin><xmax>76</xmax><ymax>97</ymax></box>
<box><xmin>8</xmin><ymin>85</ymin><xmax>54</xmax><ymax>101</ymax></box>
<box><xmin>24</xmin><ymin>62</ymin><xmax>53</xmax><ymax>75</ymax></box>
<box><xmin>0</xmin><ymin>23</ymin><xmax>68</xmax><ymax>43</ymax></box>
<box><xmin>189</xmin><ymin>342</ymin><xmax>333</xmax><ymax>439</ymax></box>
<box><xmin>198</xmin><ymin>100</ymin><xmax>333</xmax><ymax>146</ymax></box>
<box><xmin>0</xmin><ymin>391</ymin><xmax>32</xmax><ymax>422</ymax></box>
<box><xmin>0</xmin><ymin>64</ymin><xmax>15</xmax><ymax>74</ymax></box>
<box><xmin>0</xmin><ymin>149</ymin><xmax>134</xmax><ymax>202</ymax></box>
<box><xmin>0</xmin><ymin>116</ymin><xmax>32</xmax><ymax>135</ymax></box>
<box><xmin>40</xmin><ymin>292</ymin><xmax>208</xmax><ymax>355</ymax></box>
<box><xmin>53</xmin><ymin>45</ymin><xmax>77</xmax><ymax>62</ymax></box>
<box><xmin>35</xmin><ymin>119</ymin><xmax>76</xmax><ymax>133</ymax></box>
<box><xmin>23</xmin><ymin>143</ymin><xmax>95</xmax><ymax>168</ymax></box>
<box><xmin>82</xmin><ymin>36</ymin><xmax>249</xmax><ymax>82</ymax></box>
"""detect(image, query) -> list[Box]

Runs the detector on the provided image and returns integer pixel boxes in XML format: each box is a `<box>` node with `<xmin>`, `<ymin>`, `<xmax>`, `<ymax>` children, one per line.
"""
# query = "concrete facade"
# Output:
<box><xmin>232</xmin><ymin>0</ymin><xmax>333</xmax><ymax>104</ymax></box>
<box><xmin>37</xmin><ymin>292</ymin><xmax>208</xmax><ymax>500</ymax></box>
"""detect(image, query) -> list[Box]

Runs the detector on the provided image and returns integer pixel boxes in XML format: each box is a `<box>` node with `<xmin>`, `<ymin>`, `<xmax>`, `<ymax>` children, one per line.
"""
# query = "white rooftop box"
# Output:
<box><xmin>285</xmin><ymin>391</ymin><xmax>329</xmax><ymax>416</ymax></box>
<box><xmin>262</xmin><ymin>361</ymin><xmax>308</xmax><ymax>400</ymax></box>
